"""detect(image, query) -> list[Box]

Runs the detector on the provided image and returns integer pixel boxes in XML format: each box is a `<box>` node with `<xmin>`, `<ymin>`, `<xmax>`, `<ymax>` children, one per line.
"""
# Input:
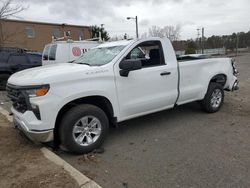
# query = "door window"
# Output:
<box><xmin>43</xmin><ymin>45</ymin><xmax>50</xmax><ymax>60</ymax></box>
<box><xmin>49</xmin><ymin>45</ymin><xmax>57</xmax><ymax>60</ymax></box>
<box><xmin>130</xmin><ymin>47</ymin><xmax>145</xmax><ymax>59</ymax></box>
<box><xmin>126</xmin><ymin>41</ymin><xmax>165</xmax><ymax>67</ymax></box>
<box><xmin>78</xmin><ymin>30</ymin><xmax>85</xmax><ymax>40</ymax></box>
<box><xmin>25</xmin><ymin>26</ymin><xmax>35</xmax><ymax>38</ymax></box>
<box><xmin>0</xmin><ymin>52</ymin><xmax>10</xmax><ymax>62</ymax></box>
<box><xmin>28</xmin><ymin>54</ymin><xmax>42</xmax><ymax>64</ymax></box>
<box><xmin>8</xmin><ymin>55</ymin><xmax>27</xmax><ymax>64</ymax></box>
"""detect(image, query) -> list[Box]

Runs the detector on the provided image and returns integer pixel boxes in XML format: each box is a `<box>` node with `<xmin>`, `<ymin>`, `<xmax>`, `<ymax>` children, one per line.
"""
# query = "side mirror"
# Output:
<box><xmin>119</xmin><ymin>59</ymin><xmax>142</xmax><ymax>77</ymax></box>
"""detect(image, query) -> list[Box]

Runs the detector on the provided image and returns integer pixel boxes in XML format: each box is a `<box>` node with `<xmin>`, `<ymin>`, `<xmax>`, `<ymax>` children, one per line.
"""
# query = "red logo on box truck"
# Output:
<box><xmin>72</xmin><ymin>47</ymin><xmax>81</xmax><ymax>56</ymax></box>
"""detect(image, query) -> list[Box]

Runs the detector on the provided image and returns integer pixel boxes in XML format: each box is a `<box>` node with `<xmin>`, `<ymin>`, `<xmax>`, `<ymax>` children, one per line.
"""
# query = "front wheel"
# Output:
<box><xmin>201</xmin><ymin>83</ymin><xmax>224</xmax><ymax>113</ymax></box>
<box><xmin>59</xmin><ymin>104</ymin><xmax>109</xmax><ymax>154</ymax></box>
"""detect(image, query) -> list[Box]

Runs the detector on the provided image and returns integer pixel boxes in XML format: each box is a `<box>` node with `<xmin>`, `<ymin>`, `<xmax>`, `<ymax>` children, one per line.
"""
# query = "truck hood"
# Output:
<box><xmin>8</xmin><ymin>63</ymin><xmax>104</xmax><ymax>86</ymax></box>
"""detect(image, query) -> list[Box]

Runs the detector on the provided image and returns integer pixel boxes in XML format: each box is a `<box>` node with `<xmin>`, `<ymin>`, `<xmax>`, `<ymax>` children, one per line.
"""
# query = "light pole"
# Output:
<box><xmin>127</xmin><ymin>16</ymin><xmax>139</xmax><ymax>39</ymax></box>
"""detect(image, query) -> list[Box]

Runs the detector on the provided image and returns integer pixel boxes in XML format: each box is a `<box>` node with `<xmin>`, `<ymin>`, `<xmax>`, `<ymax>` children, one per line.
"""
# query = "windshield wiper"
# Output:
<box><xmin>77</xmin><ymin>62</ymin><xmax>91</xmax><ymax>66</ymax></box>
<box><xmin>77</xmin><ymin>63</ymin><xmax>102</xmax><ymax>66</ymax></box>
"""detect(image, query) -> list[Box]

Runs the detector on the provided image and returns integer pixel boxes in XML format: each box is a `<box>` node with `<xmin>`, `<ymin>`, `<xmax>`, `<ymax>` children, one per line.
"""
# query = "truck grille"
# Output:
<box><xmin>6</xmin><ymin>85</ymin><xmax>28</xmax><ymax>113</ymax></box>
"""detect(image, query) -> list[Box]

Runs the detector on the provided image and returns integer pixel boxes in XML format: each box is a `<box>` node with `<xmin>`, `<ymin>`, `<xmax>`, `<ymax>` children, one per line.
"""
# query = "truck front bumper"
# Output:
<box><xmin>13</xmin><ymin>112</ymin><xmax>54</xmax><ymax>143</ymax></box>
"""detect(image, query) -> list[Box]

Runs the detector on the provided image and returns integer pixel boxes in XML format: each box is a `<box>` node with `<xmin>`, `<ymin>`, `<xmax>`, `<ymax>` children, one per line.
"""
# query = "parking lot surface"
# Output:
<box><xmin>54</xmin><ymin>54</ymin><xmax>249</xmax><ymax>188</ymax></box>
<box><xmin>1</xmin><ymin>54</ymin><xmax>250</xmax><ymax>188</ymax></box>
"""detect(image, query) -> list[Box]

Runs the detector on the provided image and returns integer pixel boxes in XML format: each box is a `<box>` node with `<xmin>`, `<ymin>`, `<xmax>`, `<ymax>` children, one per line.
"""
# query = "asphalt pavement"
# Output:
<box><xmin>57</xmin><ymin>54</ymin><xmax>250</xmax><ymax>188</ymax></box>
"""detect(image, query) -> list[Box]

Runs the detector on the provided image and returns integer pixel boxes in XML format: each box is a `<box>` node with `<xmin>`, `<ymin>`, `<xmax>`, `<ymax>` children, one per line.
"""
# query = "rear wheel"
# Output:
<box><xmin>201</xmin><ymin>83</ymin><xmax>224</xmax><ymax>113</ymax></box>
<box><xmin>0</xmin><ymin>74</ymin><xmax>10</xmax><ymax>90</ymax></box>
<box><xmin>59</xmin><ymin>104</ymin><xmax>109</xmax><ymax>154</ymax></box>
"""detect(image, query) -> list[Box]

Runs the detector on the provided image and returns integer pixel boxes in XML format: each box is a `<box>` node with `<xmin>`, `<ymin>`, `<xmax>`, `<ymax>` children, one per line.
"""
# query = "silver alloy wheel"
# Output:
<box><xmin>210</xmin><ymin>89</ymin><xmax>222</xmax><ymax>108</ymax></box>
<box><xmin>72</xmin><ymin>116</ymin><xmax>102</xmax><ymax>146</ymax></box>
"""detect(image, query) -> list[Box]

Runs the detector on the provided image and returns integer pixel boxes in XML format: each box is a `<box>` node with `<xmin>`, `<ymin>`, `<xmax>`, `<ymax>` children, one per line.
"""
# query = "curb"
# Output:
<box><xmin>0</xmin><ymin>106</ymin><xmax>13</xmax><ymax>123</ymax></box>
<box><xmin>41</xmin><ymin>148</ymin><xmax>102</xmax><ymax>188</ymax></box>
<box><xmin>0</xmin><ymin>106</ymin><xmax>102</xmax><ymax>188</ymax></box>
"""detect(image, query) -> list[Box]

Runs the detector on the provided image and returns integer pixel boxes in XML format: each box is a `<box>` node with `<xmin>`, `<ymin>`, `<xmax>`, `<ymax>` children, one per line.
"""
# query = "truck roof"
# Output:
<box><xmin>96</xmin><ymin>37</ymin><xmax>169</xmax><ymax>48</ymax></box>
<box><xmin>96</xmin><ymin>40</ymin><xmax>134</xmax><ymax>48</ymax></box>
<box><xmin>49</xmin><ymin>40</ymin><xmax>101</xmax><ymax>45</ymax></box>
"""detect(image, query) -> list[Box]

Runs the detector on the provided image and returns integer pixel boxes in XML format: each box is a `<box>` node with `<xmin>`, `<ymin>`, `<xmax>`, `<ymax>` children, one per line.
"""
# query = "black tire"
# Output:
<box><xmin>0</xmin><ymin>74</ymin><xmax>10</xmax><ymax>90</ymax></box>
<box><xmin>201</xmin><ymin>83</ymin><xmax>224</xmax><ymax>113</ymax></box>
<box><xmin>59</xmin><ymin>104</ymin><xmax>109</xmax><ymax>154</ymax></box>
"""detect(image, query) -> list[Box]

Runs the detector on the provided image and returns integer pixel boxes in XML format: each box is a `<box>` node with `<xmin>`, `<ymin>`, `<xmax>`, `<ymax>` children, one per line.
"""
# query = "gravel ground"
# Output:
<box><xmin>0</xmin><ymin>53</ymin><xmax>249</xmax><ymax>188</ymax></box>
<box><xmin>0</xmin><ymin>91</ymin><xmax>11</xmax><ymax>113</ymax></box>
<box><xmin>0</xmin><ymin>113</ymin><xmax>79</xmax><ymax>188</ymax></box>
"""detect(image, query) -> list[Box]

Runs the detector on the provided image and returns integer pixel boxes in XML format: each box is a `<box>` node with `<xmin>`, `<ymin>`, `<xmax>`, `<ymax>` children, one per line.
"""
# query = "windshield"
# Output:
<box><xmin>74</xmin><ymin>45</ymin><xmax>125</xmax><ymax>66</ymax></box>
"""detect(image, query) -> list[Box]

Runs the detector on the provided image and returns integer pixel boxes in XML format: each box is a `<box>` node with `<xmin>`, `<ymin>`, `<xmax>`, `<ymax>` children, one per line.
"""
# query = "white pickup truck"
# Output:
<box><xmin>7</xmin><ymin>37</ymin><xmax>239</xmax><ymax>154</ymax></box>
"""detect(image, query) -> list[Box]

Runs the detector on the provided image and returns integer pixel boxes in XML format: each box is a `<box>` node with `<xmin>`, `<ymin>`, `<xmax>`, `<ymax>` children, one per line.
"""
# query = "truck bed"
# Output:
<box><xmin>177</xmin><ymin>57</ymin><xmax>232</xmax><ymax>105</ymax></box>
<box><xmin>177</xmin><ymin>54</ymin><xmax>211</xmax><ymax>62</ymax></box>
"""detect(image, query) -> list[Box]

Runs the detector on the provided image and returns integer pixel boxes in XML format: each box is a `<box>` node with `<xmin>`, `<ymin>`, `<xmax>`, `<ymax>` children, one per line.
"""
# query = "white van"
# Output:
<box><xmin>42</xmin><ymin>40</ymin><xmax>100</xmax><ymax>66</ymax></box>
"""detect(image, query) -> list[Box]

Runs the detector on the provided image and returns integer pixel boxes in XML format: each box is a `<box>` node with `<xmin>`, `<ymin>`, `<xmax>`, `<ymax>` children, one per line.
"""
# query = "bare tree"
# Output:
<box><xmin>0</xmin><ymin>0</ymin><xmax>26</xmax><ymax>19</ymax></box>
<box><xmin>140</xmin><ymin>32</ymin><xmax>148</xmax><ymax>39</ymax></box>
<box><xmin>162</xmin><ymin>25</ymin><xmax>181</xmax><ymax>41</ymax></box>
<box><xmin>148</xmin><ymin>24</ymin><xmax>181</xmax><ymax>41</ymax></box>
<box><xmin>0</xmin><ymin>0</ymin><xmax>27</xmax><ymax>46</ymax></box>
<box><xmin>148</xmin><ymin>26</ymin><xmax>165</xmax><ymax>38</ymax></box>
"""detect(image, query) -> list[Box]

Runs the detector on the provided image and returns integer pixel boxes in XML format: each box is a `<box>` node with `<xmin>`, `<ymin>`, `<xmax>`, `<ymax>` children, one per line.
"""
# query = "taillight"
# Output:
<box><xmin>231</xmin><ymin>58</ymin><xmax>239</xmax><ymax>76</ymax></box>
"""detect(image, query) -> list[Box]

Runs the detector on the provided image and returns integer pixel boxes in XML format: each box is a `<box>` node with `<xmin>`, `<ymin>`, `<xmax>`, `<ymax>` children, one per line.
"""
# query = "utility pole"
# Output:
<box><xmin>201</xmin><ymin>27</ymin><xmax>205</xmax><ymax>54</ymax></box>
<box><xmin>236</xmin><ymin>33</ymin><xmax>239</xmax><ymax>56</ymax></box>
<box><xmin>197</xmin><ymin>28</ymin><xmax>200</xmax><ymax>53</ymax></box>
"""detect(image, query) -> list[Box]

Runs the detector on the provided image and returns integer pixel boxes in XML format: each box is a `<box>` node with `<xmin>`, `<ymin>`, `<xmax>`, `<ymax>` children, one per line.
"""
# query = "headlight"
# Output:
<box><xmin>25</xmin><ymin>85</ymin><xmax>50</xmax><ymax>98</ymax></box>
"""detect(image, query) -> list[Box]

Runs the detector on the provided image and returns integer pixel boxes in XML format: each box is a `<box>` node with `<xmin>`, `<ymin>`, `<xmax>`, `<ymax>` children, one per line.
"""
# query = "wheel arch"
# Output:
<box><xmin>54</xmin><ymin>95</ymin><xmax>116</xmax><ymax>146</ymax></box>
<box><xmin>199</xmin><ymin>73</ymin><xmax>227</xmax><ymax>100</ymax></box>
<box><xmin>209</xmin><ymin>73</ymin><xmax>227</xmax><ymax>87</ymax></box>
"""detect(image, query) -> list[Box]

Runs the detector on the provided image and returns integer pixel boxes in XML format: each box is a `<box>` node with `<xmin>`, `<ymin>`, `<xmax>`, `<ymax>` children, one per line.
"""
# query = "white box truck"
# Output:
<box><xmin>42</xmin><ymin>40</ymin><xmax>100</xmax><ymax>66</ymax></box>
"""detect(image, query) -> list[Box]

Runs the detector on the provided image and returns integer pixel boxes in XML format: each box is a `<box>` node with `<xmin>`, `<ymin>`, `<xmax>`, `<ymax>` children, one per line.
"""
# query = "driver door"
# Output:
<box><xmin>114</xmin><ymin>40</ymin><xmax>178</xmax><ymax>121</ymax></box>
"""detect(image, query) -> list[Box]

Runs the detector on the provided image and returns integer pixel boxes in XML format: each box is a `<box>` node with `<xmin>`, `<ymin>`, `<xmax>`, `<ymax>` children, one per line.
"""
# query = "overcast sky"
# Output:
<box><xmin>15</xmin><ymin>0</ymin><xmax>250</xmax><ymax>39</ymax></box>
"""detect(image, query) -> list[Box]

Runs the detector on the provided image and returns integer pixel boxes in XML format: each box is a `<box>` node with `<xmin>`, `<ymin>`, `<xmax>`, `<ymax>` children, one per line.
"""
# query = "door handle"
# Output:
<box><xmin>160</xmin><ymin>71</ymin><xmax>171</xmax><ymax>76</ymax></box>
